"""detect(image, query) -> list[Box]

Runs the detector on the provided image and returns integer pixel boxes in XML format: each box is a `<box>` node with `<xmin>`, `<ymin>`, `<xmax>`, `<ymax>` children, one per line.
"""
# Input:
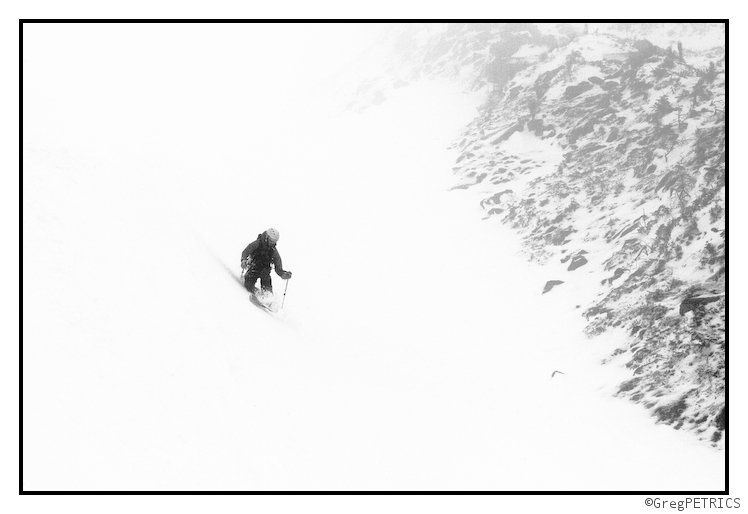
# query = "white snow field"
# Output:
<box><xmin>22</xmin><ymin>24</ymin><xmax>724</xmax><ymax>492</ymax></box>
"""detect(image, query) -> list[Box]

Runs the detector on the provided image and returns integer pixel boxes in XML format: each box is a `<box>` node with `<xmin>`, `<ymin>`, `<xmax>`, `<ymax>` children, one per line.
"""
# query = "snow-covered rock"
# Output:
<box><xmin>350</xmin><ymin>22</ymin><xmax>726</xmax><ymax>446</ymax></box>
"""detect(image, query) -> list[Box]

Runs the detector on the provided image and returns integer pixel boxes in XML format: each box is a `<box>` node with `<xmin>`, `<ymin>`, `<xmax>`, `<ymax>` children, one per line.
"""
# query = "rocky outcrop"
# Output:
<box><xmin>347</xmin><ymin>23</ymin><xmax>726</xmax><ymax>447</ymax></box>
<box><xmin>442</xmin><ymin>26</ymin><xmax>725</xmax><ymax>446</ymax></box>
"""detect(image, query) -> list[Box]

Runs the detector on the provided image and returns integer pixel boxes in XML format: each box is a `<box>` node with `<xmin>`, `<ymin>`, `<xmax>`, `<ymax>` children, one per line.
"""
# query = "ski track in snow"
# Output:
<box><xmin>23</xmin><ymin>65</ymin><xmax>724</xmax><ymax>491</ymax></box>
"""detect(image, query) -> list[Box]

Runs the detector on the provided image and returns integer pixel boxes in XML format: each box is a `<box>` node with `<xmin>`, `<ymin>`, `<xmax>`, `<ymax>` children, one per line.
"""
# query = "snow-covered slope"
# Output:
<box><xmin>347</xmin><ymin>23</ymin><xmax>726</xmax><ymax>446</ymax></box>
<box><xmin>22</xmin><ymin>24</ymin><xmax>724</xmax><ymax>491</ymax></box>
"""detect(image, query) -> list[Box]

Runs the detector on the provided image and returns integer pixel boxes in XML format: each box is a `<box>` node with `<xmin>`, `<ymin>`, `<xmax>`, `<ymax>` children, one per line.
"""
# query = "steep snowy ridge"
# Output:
<box><xmin>349</xmin><ymin>23</ymin><xmax>726</xmax><ymax>446</ymax></box>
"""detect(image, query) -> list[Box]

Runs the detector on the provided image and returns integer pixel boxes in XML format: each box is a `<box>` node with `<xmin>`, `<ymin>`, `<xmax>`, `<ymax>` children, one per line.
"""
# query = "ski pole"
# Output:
<box><xmin>281</xmin><ymin>278</ymin><xmax>290</xmax><ymax>309</ymax></box>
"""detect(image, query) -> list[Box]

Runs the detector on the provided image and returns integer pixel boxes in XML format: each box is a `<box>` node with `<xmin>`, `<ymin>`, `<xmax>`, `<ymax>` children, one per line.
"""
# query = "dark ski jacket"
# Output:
<box><xmin>242</xmin><ymin>233</ymin><xmax>287</xmax><ymax>276</ymax></box>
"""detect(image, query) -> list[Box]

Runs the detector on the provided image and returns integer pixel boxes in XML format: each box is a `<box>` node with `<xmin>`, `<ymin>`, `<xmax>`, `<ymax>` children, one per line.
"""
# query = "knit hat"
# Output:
<box><xmin>266</xmin><ymin>228</ymin><xmax>280</xmax><ymax>243</ymax></box>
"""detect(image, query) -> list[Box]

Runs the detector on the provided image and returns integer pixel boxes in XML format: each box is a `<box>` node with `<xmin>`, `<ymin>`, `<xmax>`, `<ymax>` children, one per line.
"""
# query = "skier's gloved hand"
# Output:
<box><xmin>281</xmin><ymin>271</ymin><xmax>292</xmax><ymax>280</ymax></box>
<box><xmin>241</xmin><ymin>258</ymin><xmax>249</xmax><ymax>270</ymax></box>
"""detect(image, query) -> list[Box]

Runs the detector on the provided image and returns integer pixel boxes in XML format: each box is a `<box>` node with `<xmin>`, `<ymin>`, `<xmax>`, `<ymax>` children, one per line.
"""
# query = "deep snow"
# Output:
<box><xmin>22</xmin><ymin>24</ymin><xmax>725</xmax><ymax>493</ymax></box>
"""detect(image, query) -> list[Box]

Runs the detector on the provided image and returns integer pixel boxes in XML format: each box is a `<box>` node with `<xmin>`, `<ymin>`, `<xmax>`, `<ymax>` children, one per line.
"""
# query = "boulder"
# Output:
<box><xmin>564</xmin><ymin>81</ymin><xmax>594</xmax><ymax>100</ymax></box>
<box><xmin>602</xmin><ymin>267</ymin><xmax>626</xmax><ymax>285</ymax></box>
<box><xmin>493</xmin><ymin>120</ymin><xmax>525</xmax><ymax>144</ymax></box>
<box><xmin>715</xmin><ymin>406</ymin><xmax>726</xmax><ymax>431</ymax></box>
<box><xmin>568</xmin><ymin>119</ymin><xmax>596</xmax><ymax>143</ymax></box>
<box><xmin>527</xmin><ymin>118</ymin><xmax>544</xmax><ymax>136</ymax></box>
<box><xmin>602</xmin><ymin>80</ymin><xmax>619</xmax><ymax>91</ymax></box>
<box><xmin>568</xmin><ymin>254</ymin><xmax>588</xmax><ymax>271</ymax></box>
<box><xmin>372</xmin><ymin>91</ymin><xmax>387</xmax><ymax>105</ymax></box>
<box><xmin>533</xmin><ymin>65</ymin><xmax>564</xmax><ymax>99</ymax></box>
<box><xmin>679</xmin><ymin>295</ymin><xmax>724</xmax><ymax>315</ymax></box>
<box><xmin>479</xmin><ymin>189</ymin><xmax>512</xmax><ymax>208</ymax></box>
<box><xmin>542</xmin><ymin>280</ymin><xmax>564</xmax><ymax>294</ymax></box>
<box><xmin>549</xmin><ymin>226</ymin><xmax>574</xmax><ymax>245</ymax></box>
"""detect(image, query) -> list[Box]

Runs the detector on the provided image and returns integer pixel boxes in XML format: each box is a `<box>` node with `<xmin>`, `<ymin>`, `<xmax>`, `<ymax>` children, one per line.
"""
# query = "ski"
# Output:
<box><xmin>249</xmin><ymin>293</ymin><xmax>279</xmax><ymax>313</ymax></box>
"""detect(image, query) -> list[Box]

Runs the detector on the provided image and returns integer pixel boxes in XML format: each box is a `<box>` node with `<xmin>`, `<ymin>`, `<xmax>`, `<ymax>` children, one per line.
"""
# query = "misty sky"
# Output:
<box><xmin>23</xmin><ymin>23</ymin><xmax>386</xmax><ymax>153</ymax></box>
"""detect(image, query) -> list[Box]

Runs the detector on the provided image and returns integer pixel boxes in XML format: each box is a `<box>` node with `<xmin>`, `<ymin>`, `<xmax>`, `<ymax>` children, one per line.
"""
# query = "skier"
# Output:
<box><xmin>241</xmin><ymin>228</ymin><xmax>292</xmax><ymax>296</ymax></box>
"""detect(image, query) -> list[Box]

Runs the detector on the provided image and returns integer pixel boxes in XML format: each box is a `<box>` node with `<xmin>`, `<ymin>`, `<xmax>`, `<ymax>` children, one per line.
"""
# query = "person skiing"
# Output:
<box><xmin>241</xmin><ymin>228</ymin><xmax>292</xmax><ymax>295</ymax></box>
